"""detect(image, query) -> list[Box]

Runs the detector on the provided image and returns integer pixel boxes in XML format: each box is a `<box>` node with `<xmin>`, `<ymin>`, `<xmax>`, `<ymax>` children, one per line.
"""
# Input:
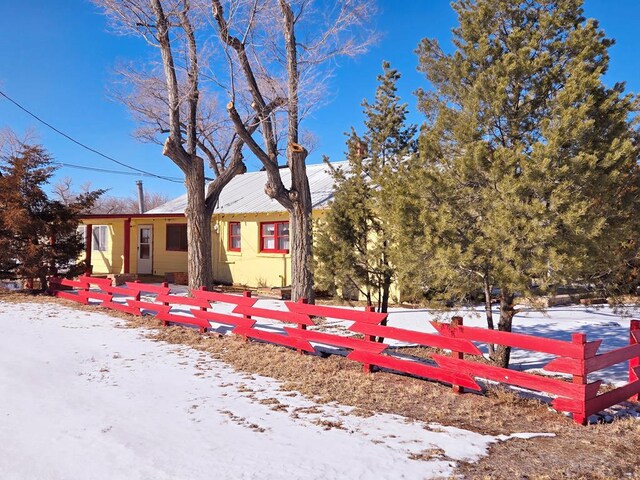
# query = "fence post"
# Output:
<box><xmin>451</xmin><ymin>316</ymin><xmax>465</xmax><ymax>394</ymax></box>
<box><xmin>363</xmin><ymin>305</ymin><xmax>376</xmax><ymax>373</ymax></box>
<box><xmin>571</xmin><ymin>333</ymin><xmax>589</xmax><ymax>425</ymax></box>
<box><xmin>297</xmin><ymin>297</ymin><xmax>308</xmax><ymax>354</ymax></box>
<box><xmin>630</xmin><ymin>320</ymin><xmax>640</xmax><ymax>401</ymax></box>
<box><xmin>161</xmin><ymin>282</ymin><xmax>169</xmax><ymax>307</ymax></box>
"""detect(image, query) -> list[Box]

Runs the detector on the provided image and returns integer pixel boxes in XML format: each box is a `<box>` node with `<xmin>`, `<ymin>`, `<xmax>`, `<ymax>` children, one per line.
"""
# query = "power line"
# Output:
<box><xmin>51</xmin><ymin>161</ymin><xmax>182</xmax><ymax>180</ymax></box>
<box><xmin>0</xmin><ymin>89</ymin><xmax>183</xmax><ymax>184</ymax></box>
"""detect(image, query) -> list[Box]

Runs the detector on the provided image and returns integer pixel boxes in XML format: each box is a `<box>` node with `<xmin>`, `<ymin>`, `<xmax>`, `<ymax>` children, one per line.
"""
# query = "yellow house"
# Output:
<box><xmin>79</xmin><ymin>162</ymin><xmax>338</xmax><ymax>288</ymax></box>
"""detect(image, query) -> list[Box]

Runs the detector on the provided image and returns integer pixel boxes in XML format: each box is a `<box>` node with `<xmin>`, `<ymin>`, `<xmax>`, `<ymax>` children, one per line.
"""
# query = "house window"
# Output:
<box><xmin>228</xmin><ymin>222</ymin><xmax>241</xmax><ymax>252</ymax></box>
<box><xmin>166</xmin><ymin>224</ymin><xmax>188</xmax><ymax>251</ymax></box>
<box><xmin>260</xmin><ymin>221</ymin><xmax>289</xmax><ymax>253</ymax></box>
<box><xmin>92</xmin><ymin>225</ymin><xmax>108</xmax><ymax>252</ymax></box>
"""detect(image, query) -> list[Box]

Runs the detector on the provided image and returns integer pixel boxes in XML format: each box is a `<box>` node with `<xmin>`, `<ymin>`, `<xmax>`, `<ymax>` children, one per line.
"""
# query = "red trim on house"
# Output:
<box><xmin>228</xmin><ymin>222</ymin><xmax>241</xmax><ymax>252</ymax></box>
<box><xmin>259</xmin><ymin>221</ymin><xmax>289</xmax><ymax>254</ymax></box>
<box><xmin>85</xmin><ymin>224</ymin><xmax>93</xmax><ymax>274</ymax></box>
<box><xmin>80</xmin><ymin>213</ymin><xmax>185</xmax><ymax>220</ymax></box>
<box><xmin>123</xmin><ymin>218</ymin><xmax>131</xmax><ymax>274</ymax></box>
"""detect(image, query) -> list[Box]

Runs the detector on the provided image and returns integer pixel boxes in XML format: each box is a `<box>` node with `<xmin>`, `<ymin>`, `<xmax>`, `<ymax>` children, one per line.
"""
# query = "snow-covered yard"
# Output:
<box><xmin>2</xmin><ymin>294</ymin><xmax>640</xmax><ymax>479</ymax></box>
<box><xmin>0</xmin><ymin>300</ymin><xmax>563</xmax><ymax>480</ymax></box>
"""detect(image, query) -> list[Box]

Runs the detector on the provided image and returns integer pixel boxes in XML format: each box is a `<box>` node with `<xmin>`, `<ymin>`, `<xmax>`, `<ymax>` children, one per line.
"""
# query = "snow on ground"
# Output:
<box><xmin>0</xmin><ymin>300</ymin><xmax>554</xmax><ymax>480</ymax></box>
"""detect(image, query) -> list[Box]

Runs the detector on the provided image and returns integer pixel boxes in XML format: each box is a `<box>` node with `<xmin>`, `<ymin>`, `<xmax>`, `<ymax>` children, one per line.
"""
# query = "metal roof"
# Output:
<box><xmin>147</xmin><ymin>161</ymin><xmax>346</xmax><ymax>215</ymax></box>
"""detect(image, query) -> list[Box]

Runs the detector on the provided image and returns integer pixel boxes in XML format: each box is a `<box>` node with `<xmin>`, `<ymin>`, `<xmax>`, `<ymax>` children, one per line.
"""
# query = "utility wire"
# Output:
<box><xmin>0</xmin><ymin>89</ymin><xmax>184</xmax><ymax>183</ymax></box>
<box><xmin>51</xmin><ymin>161</ymin><xmax>180</xmax><ymax>178</ymax></box>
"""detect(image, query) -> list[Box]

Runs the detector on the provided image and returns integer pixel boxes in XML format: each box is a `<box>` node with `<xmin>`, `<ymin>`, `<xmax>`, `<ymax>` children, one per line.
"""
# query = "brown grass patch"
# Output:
<box><xmin>3</xmin><ymin>292</ymin><xmax>640</xmax><ymax>479</ymax></box>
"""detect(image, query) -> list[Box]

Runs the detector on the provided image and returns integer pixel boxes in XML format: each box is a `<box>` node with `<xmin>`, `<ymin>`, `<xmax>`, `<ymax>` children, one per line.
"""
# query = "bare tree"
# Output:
<box><xmin>95</xmin><ymin>0</ymin><xmax>250</xmax><ymax>291</ymax></box>
<box><xmin>210</xmin><ymin>0</ymin><xmax>376</xmax><ymax>301</ymax></box>
<box><xmin>53</xmin><ymin>177</ymin><xmax>170</xmax><ymax>214</ymax></box>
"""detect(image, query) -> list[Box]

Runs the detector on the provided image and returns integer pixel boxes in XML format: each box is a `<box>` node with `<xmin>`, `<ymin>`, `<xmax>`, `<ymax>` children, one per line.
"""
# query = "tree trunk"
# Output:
<box><xmin>288</xmin><ymin>144</ymin><xmax>314</xmax><ymax>303</ymax></box>
<box><xmin>184</xmin><ymin>166</ymin><xmax>213</xmax><ymax>292</ymax></box>
<box><xmin>483</xmin><ymin>273</ymin><xmax>496</xmax><ymax>356</ymax></box>
<box><xmin>289</xmin><ymin>198</ymin><xmax>314</xmax><ymax>303</ymax></box>
<box><xmin>491</xmin><ymin>289</ymin><xmax>516</xmax><ymax>368</ymax></box>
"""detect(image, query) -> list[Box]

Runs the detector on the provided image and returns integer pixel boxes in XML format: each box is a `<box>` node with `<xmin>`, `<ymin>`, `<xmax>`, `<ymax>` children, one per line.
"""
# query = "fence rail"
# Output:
<box><xmin>49</xmin><ymin>275</ymin><xmax>640</xmax><ymax>425</ymax></box>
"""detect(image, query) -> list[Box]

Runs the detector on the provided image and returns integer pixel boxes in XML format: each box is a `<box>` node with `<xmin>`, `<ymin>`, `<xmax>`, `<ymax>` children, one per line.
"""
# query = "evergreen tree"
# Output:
<box><xmin>399</xmin><ymin>0</ymin><xmax>640</xmax><ymax>367</ymax></box>
<box><xmin>316</xmin><ymin>62</ymin><xmax>416</xmax><ymax>313</ymax></box>
<box><xmin>0</xmin><ymin>142</ymin><xmax>102</xmax><ymax>290</ymax></box>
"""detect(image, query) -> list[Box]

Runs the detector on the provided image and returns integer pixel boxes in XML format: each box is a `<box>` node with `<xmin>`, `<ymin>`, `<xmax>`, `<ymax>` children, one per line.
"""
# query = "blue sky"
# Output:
<box><xmin>1</xmin><ymin>0</ymin><xmax>639</xmax><ymax>199</ymax></box>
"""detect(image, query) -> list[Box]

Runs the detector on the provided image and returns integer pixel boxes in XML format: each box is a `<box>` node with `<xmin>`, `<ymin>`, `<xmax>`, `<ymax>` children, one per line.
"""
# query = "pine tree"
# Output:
<box><xmin>399</xmin><ymin>0</ymin><xmax>640</xmax><ymax>367</ymax></box>
<box><xmin>0</xmin><ymin>143</ymin><xmax>102</xmax><ymax>290</ymax></box>
<box><xmin>315</xmin><ymin>62</ymin><xmax>416</xmax><ymax>313</ymax></box>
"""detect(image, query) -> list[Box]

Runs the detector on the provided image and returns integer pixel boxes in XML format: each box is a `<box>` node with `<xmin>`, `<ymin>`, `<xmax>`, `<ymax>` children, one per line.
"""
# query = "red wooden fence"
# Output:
<box><xmin>49</xmin><ymin>276</ymin><xmax>640</xmax><ymax>425</ymax></box>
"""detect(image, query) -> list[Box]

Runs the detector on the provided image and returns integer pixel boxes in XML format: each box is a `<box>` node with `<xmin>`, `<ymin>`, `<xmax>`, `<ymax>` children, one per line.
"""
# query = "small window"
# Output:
<box><xmin>92</xmin><ymin>225</ymin><xmax>108</xmax><ymax>252</ymax></box>
<box><xmin>260</xmin><ymin>221</ymin><xmax>289</xmax><ymax>253</ymax></box>
<box><xmin>166</xmin><ymin>224</ymin><xmax>188</xmax><ymax>251</ymax></box>
<box><xmin>228</xmin><ymin>222</ymin><xmax>241</xmax><ymax>252</ymax></box>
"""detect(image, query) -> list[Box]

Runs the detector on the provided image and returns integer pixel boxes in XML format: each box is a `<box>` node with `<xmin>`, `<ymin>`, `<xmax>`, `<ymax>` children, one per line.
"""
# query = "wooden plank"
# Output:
<box><xmin>233</xmin><ymin>326</ymin><xmax>315</xmax><ymax>352</ymax></box>
<box><xmin>286</xmin><ymin>302</ymin><xmax>387</xmax><ymax>324</ymax></box>
<box><xmin>78</xmin><ymin>291</ymin><xmax>113</xmax><ymax>303</ymax></box>
<box><xmin>55</xmin><ymin>291</ymin><xmax>88</xmax><ymax>305</ymax></box>
<box><xmin>233</xmin><ymin>305</ymin><xmax>314</xmax><ymax>326</ymax></box>
<box><xmin>547</xmin><ymin>343</ymin><xmax>640</xmax><ymax>375</ymax></box>
<box><xmin>350</xmin><ymin>323</ymin><xmax>483</xmax><ymax>356</ymax></box>
<box><xmin>155</xmin><ymin>294</ymin><xmax>211</xmax><ymax>310</ymax></box>
<box><xmin>431</xmin><ymin>321</ymin><xmax>601</xmax><ymax>359</ymax></box>
<box><xmin>347</xmin><ymin>351</ymin><xmax>482</xmax><ymax>391</ymax></box>
<box><xmin>583</xmin><ymin>368</ymin><xmax>640</xmax><ymax>416</ymax></box>
<box><xmin>192</xmin><ymin>290</ymin><xmax>257</xmax><ymax>306</ymax></box>
<box><xmin>284</xmin><ymin>327</ymin><xmax>388</xmax><ymax>353</ymax></box>
<box><xmin>102</xmin><ymin>285</ymin><xmax>140</xmax><ymax>297</ymax></box>
<box><xmin>126</xmin><ymin>300</ymin><xmax>171</xmax><ymax>314</ymax></box>
<box><xmin>101</xmin><ymin>301</ymin><xmax>142</xmax><ymax>316</ymax></box>
<box><xmin>125</xmin><ymin>282</ymin><xmax>171</xmax><ymax>295</ymax></box>
<box><xmin>60</xmin><ymin>278</ymin><xmax>89</xmax><ymax>289</ymax></box>
<box><xmin>190</xmin><ymin>309</ymin><xmax>256</xmax><ymax>328</ymax></box>
<box><xmin>156</xmin><ymin>311</ymin><xmax>210</xmax><ymax>330</ymax></box>
<box><xmin>78</xmin><ymin>276</ymin><xmax>113</xmax><ymax>288</ymax></box>
<box><xmin>432</xmin><ymin>354</ymin><xmax>602</xmax><ymax>399</ymax></box>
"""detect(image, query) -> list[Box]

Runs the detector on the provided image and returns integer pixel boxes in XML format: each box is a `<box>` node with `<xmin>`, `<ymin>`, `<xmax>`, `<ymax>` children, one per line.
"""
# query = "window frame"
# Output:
<box><xmin>259</xmin><ymin>221</ymin><xmax>289</xmax><ymax>254</ymax></box>
<box><xmin>228</xmin><ymin>222</ymin><xmax>241</xmax><ymax>252</ymax></box>
<box><xmin>166</xmin><ymin>223</ymin><xmax>188</xmax><ymax>252</ymax></box>
<box><xmin>92</xmin><ymin>225</ymin><xmax>108</xmax><ymax>252</ymax></box>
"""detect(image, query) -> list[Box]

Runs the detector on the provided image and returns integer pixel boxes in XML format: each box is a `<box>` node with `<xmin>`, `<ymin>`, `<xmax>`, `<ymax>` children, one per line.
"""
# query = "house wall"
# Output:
<box><xmin>80</xmin><ymin>218</ymin><xmax>126</xmax><ymax>275</ymax></box>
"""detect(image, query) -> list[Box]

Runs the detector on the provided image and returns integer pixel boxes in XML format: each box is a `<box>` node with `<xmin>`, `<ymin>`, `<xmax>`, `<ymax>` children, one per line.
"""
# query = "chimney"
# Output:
<box><xmin>136</xmin><ymin>180</ymin><xmax>145</xmax><ymax>213</ymax></box>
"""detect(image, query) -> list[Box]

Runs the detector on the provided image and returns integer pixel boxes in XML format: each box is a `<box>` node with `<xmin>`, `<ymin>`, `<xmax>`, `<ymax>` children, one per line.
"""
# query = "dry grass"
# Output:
<box><xmin>2</xmin><ymin>291</ymin><xmax>640</xmax><ymax>479</ymax></box>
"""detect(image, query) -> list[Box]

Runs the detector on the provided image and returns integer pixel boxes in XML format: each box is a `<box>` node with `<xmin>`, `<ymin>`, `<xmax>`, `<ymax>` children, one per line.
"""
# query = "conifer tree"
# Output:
<box><xmin>400</xmin><ymin>0</ymin><xmax>640</xmax><ymax>367</ymax></box>
<box><xmin>0</xmin><ymin>142</ymin><xmax>102</xmax><ymax>290</ymax></box>
<box><xmin>316</xmin><ymin>62</ymin><xmax>416</xmax><ymax>313</ymax></box>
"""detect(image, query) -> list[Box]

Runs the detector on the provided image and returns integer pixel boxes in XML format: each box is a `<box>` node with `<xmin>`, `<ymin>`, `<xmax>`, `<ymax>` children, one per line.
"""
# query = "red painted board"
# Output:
<box><xmin>125</xmin><ymin>282</ymin><xmax>171</xmax><ymax>295</ymax></box>
<box><xmin>431</xmin><ymin>321</ymin><xmax>601</xmax><ymax>359</ymax></box>
<box><xmin>78</xmin><ymin>276</ymin><xmax>113</xmax><ymax>288</ymax></box>
<box><xmin>60</xmin><ymin>278</ymin><xmax>89</xmax><ymax>289</ymax></box>
<box><xmin>101</xmin><ymin>301</ymin><xmax>142</xmax><ymax>316</ymax></box>
<box><xmin>348</xmin><ymin>351</ymin><xmax>482</xmax><ymax>391</ymax></box>
<box><xmin>432</xmin><ymin>354</ymin><xmax>602</xmax><ymax>399</ymax></box>
<box><xmin>582</xmin><ymin>377</ymin><xmax>640</xmax><ymax>417</ymax></box>
<box><xmin>191</xmin><ymin>309</ymin><xmax>256</xmax><ymax>328</ymax></box>
<box><xmin>102</xmin><ymin>285</ymin><xmax>140</xmax><ymax>297</ymax></box>
<box><xmin>284</xmin><ymin>327</ymin><xmax>388</xmax><ymax>354</ymax></box>
<box><xmin>233</xmin><ymin>326</ymin><xmax>315</xmax><ymax>352</ymax></box>
<box><xmin>192</xmin><ymin>290</ymin><xmax>257</xmax><ymax>307</ymax></box>
<box><xmin>546</xmin><ymin>343</ymin><xmax>640</xmax><ymax>375</ymax></box>
<box><xmin>232</xmin><ymin>305</ymin><xmax>315</xmax><ymax>326</ymax></box>
<box><xmin>155</xmin><ymin>294</ymin><xmax>211</xmax><ymax>310</ymax></box>
<box><xmin>286</xmin><ymin>302</ymin><xmax>387</xmax><ymax>324</ymax></box>
<box><xmin>78</xmin><ymin>291</ymin><xmax>113</xmax><ymax>303</ymax></box>
<box><xmin>126</xmin><ymin>300</ymin><xmax>171</xmax><ymax>314</ymax></box>
<box><xmin>350</xmin><ymin>323</ymin><xmax>483</xmax><ymax>356</ymax></box>
<box><xmin>156</xmin><ymin>311</ymin><xmax>210</xmax><ymax>329</ymax></box>
<box><xmin>55</xmin><ymin>291</ymin><xmax>89</xmax><ymax>305</ymax></box>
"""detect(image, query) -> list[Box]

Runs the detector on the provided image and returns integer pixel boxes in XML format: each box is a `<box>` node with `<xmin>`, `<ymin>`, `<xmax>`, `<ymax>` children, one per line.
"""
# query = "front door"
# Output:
<box><xmin>137</xmin><ymin>225</ymin><xmax>153</xmax><ymax>274</ymax></box>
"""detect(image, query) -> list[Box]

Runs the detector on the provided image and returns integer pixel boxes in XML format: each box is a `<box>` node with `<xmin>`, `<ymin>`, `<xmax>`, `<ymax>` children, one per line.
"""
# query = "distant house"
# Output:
<box><xmin>78</xmin><ymin>162</ymin><xmax>339</xmax><ymax>288</ymax></box>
